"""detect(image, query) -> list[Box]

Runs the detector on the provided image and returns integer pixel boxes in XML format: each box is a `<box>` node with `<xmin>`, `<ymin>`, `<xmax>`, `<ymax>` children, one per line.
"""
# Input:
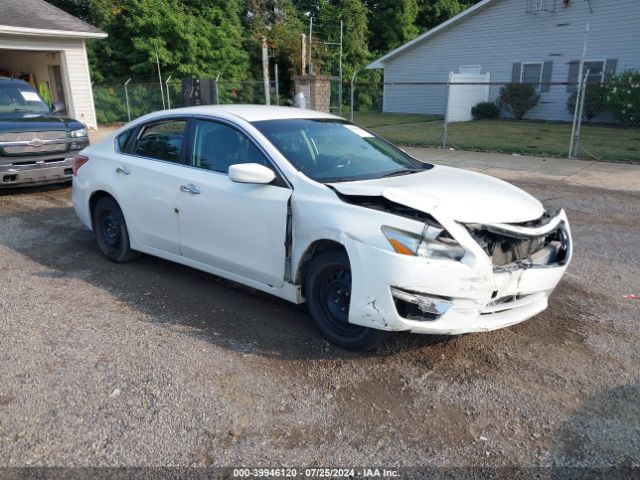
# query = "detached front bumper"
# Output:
<box><xmin>0</xmin><ymin>154</ymin><xmax>75</xmax><ymax>187</ymax></box>
<box><xmin>346</xmin><ymin>210</ymin><xmax>572</xmax><ymax>335</ymax></box>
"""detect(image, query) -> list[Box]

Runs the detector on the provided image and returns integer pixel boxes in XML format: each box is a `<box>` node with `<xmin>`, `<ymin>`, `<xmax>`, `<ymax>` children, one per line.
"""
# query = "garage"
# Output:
<box><xmin>0</xmin><ymin>0</ymin><xmax>106</xmax><ymax>129</ymax></box>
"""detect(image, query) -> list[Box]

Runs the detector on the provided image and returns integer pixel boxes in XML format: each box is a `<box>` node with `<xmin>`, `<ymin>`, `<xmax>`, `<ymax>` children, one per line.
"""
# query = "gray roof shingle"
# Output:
<box><xmin>0</xmin><ymin>0</ymin><xmax>106</xmax><ymax>36</ymax></box>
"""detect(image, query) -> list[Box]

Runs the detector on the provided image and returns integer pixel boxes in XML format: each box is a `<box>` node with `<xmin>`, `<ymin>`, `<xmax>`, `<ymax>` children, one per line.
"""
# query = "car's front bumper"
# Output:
<box><xmin>346</xmin><ymin>210</ymin><xmax>572</xmax><ymax>335</ymax></box>
<box><xmin>0</xmin><ymin>154</ymin><xmax>75</xmax><ymax>187</ymax></box>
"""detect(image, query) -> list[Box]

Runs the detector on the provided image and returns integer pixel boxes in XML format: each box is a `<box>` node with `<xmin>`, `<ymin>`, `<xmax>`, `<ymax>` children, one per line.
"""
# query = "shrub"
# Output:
<box><xmin>498</xmin><ymin>83</ymin><xmax>540</xmax><ymax>120</ymax></box>
<box><xmin>605</xmin><ymin>69</ymin><xmax>640</xmax><ymax>127</ymax></box>
<box><xmin>471</xmin><ymin>101</ymin><xmax>500</xmax><ymax>120</ymax></box>
<box><xmin>566</xmin><ymin>84</ymin><xmax>609</xmax><ymax>122</ymax></box>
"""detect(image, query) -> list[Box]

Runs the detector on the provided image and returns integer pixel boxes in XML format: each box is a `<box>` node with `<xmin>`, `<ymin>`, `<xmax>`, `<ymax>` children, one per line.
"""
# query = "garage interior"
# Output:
<box><xmin>0</xmin><ymin>49</ymin><xmax>68</xmax><ymax>113</ymax></box>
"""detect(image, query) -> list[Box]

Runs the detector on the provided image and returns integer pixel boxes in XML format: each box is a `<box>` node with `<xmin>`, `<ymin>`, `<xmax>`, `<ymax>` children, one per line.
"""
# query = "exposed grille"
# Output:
<box><xmin>0</xmin><ymin>131</ymin><xmax>66</xmax><ymax>141</ymax></box>
<box><xmin>0</xmin><ymin>131</ymin><xmax>68</xmax><ymax>155</ymax></box>
<box><xmin>468</xmin><ymin>226</ymin><xmax>565</xmax><ymax>268</ymax></box>
<box><xmin>3</xmin><ymin>143</ymin><xmax>67</xmax><ymax>155</ymax></box>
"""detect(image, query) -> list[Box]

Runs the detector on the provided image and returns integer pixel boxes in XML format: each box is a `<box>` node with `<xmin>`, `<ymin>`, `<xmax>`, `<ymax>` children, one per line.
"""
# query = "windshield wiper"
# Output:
<box><xmin>380</xmin><ymin>168</ymin><xmax>426</xmax><ymax>178</ymax></box>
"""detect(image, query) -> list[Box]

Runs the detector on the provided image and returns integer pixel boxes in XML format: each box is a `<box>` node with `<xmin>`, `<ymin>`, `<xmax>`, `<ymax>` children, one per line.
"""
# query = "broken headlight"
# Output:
<box><xmin>381</xmin><ymin>225</ymin><xmax>465</xmax><ymax>261</ymax></box>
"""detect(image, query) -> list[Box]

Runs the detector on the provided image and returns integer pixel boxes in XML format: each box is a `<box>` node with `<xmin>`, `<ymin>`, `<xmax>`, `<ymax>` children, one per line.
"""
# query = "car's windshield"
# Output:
<box><xmin>0</xmin><ymin>82</ymin><xmax>50</xmax><ymax>115</ymax></box>
<box><xmin>252</xmin><ymin>118</ymin><xmax>431</xmax><ymax>182</ymax></box>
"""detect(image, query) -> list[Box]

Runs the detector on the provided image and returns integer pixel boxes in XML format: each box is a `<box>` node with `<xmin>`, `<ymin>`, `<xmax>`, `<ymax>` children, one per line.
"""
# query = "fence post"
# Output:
<box><xmin>350</xmin><ymin>71</ymin><xmax>357</xmax><ymax>122</ymax></box>
<box><xmin>570</xmin><ymin>69</ymin><xmax>590</xmax><ymax>158</ymax></box>
<box><xmin>443</xmin><ymin>76</ymin><xmax>451</xmax><ymax>149</ymax></box>
<box><xmin>155</xmin><ymin>51</ymin><xmax>165</xmax><ymax>110</ymax></box>
<box><xmin>165</xmin><ymin>74</ymin><xmax>172</xmax><ymax>110</ymax></box>
<box><xmin>274</xmin><ymin>64</ymin><xmax>280</xmax><ymax>106</ymax></box>
<box><xmin>569</xmin><ymin>22</ymin><xmax>590</xmax><ymax>159</ymax></box>
<box><xmin>214</xmin><ymin>74</ymin><xmax>220</xmax><ymax>105</ymax></box>
<box><xmin>123</xmin><ymin>78</ymin><xmax>131</xmax><ymax>123</ymax></box>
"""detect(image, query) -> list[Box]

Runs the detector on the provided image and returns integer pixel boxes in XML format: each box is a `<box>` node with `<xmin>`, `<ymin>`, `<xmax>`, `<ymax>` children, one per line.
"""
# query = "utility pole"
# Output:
<box><xmin>262</xmin><ymin>36</ymin><xmax>271</xmax><ymax>106</ymax></box>
<box><xmin>301</xmin><ymin>33</ymin><xmax>306</xmax><ymax>76</ymax></box>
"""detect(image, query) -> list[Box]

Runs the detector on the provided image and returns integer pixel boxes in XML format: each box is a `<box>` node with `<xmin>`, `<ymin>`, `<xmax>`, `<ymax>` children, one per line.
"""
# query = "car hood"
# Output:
<box><xmin>0</xmin><ymin>113</ymin><xmax>84</xmax><ymax>133</ymax></box>
<box><xmin>328</xmin><ymin>165</ymin><xmax>544</xmax><ymax>224</ymax></box>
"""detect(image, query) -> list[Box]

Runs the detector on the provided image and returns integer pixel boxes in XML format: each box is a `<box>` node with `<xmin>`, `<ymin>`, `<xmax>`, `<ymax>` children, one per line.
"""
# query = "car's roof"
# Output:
<box><xmin>158</xmin><ymin>104</ymin><xmax>341</xmax><ymax>123</ymax></box>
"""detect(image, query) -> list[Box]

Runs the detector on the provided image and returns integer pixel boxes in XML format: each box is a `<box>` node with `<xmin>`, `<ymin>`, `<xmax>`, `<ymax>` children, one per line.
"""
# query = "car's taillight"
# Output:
<box><xmin>72</xmin><ymin>155</ymin><xmax>89</xmax><ymax>176</ymax></box>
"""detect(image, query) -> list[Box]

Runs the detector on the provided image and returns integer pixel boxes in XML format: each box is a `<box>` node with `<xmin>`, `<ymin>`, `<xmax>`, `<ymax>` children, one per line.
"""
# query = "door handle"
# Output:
<box><xmin>180</xmin><ymin>184</ymin><xmax>201</xmax><ymax>194</ymax></box>
<box><xmin>115</xmin><ymin>166</ymin><xmax>131</xmax><ymax>175</ymax></box>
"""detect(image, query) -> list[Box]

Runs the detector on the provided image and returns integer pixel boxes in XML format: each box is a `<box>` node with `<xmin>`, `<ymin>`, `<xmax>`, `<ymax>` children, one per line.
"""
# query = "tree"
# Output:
<box><xmin>55</xmin><ymin>0</ymin><xmax>249</xmax><ymax>83</ymax></box>
<box><xmin>367</xmin><ymin>0</ymin><xmax>419</xmax><ymax>54</ymax></box>
<box><xmin>415</xmin><ymin>0</ymin><xmax>478</xmax><ymax>32</ymax></box>
<box><xmin>245</xmin><ymin>0</ymin><xmax>305</xmax><ymax>83</ymax></box>
<box><xmin>318</xmin><ymin>0</ymin><xmax>371</xmax><ymax>79</ymax></box>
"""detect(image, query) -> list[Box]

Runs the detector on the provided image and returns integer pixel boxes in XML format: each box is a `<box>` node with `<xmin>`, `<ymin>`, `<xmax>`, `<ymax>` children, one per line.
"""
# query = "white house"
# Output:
<box><xmin>0</xmin><ymin>0</ymin><xmax>107</xmax><ymax>129</ymax></box>
<box><xmin>367</xmin><ymin>0</ymin><xmax>640</xmax><ymax>121</ymax></box>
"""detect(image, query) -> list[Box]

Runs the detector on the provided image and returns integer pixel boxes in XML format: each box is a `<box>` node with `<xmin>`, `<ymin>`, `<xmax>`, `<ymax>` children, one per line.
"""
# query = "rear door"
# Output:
<box><xmin>110</xmin><ymin>117</ymin><xmax>189</xmax><ymax>255</ymax></box>
<box><xmin>177</xmin><ymin>118</ymin><xmax>292</xmax><ymax>287</ymax></box>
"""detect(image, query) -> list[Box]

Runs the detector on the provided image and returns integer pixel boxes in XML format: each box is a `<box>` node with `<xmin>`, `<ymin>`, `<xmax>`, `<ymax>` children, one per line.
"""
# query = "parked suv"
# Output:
<box><xmin>0</xmin><ymin>77</ymin><xmax>89</xmax><ymax>187</ymax></box>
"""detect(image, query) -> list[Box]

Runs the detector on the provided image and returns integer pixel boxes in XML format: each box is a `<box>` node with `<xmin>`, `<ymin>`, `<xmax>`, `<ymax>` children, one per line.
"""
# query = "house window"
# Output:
<box><xmin>521</xmin><ymin>63</ymin><xmax>543</xmax><ymax>89</ymax></box>
<box><xmin>583</xmin><ymin>61</ymin><xmax>606</xmax><ymax>84</ymax></box>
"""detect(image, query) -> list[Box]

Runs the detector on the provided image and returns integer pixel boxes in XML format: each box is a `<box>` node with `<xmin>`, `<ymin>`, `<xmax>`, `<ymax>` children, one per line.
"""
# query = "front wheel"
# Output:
<box><xmin>93</xmin><ymin>196</ymin><xmax>139</xmax><ymax>263</ymax></box>
<box><xmin>305</xmin><ymin>250</ymin><xmax>389</xmax><ymax>351</ymax></box>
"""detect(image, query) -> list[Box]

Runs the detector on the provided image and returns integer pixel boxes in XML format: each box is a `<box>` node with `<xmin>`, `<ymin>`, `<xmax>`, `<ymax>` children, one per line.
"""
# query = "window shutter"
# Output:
<box><xmin>541</xmin><ymin>61</ymin><xmax>553</xmax><ymax>92</ymax></box>
<box><xmin>604</xmin><ymin>59</ymin><xmax>618</xmax><ymax>80</ymax></box>
<box><xmin>567</xmin><ymin>61</ymin><xmax>579</xmax><ymax>92</ymax></box>
<box><xmin>512</xmin><ymin>63</ymin><xmax>522</xmax><ymax>83</ymax></box>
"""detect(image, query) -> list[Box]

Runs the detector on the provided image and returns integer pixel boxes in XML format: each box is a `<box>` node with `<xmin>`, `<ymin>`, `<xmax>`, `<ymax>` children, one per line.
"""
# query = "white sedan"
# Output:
<box><xmin>72</xmin><ymin>105</ymin><xmax>572</xmax><ymax>350</ymax></box>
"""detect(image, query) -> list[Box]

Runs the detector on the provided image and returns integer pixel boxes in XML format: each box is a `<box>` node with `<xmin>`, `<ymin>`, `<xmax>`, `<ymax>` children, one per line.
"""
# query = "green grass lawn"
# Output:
<box><xmin>353</xmin><ymin>112</ymin><xmax>442</xmax><ymax>128</ymax></box>
<box><xmin>353</xmin><ymin>112</ymin><xmax>640</xmax><ymax>163</ymax></box>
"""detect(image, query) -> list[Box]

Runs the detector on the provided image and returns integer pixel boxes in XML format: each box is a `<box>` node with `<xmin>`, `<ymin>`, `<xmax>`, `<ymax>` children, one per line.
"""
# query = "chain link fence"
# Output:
<box><xmin>343</xmin><ymin>76</ymin><xmax>640</xmax><ymax>163</ymax></box>
<box><xmin>93</xmin><ymin>79</ymin><xmax>280</xmax><ymax>125</ymax></box>
<box><xmin>93</xmin><ymin>72</ymin><xmax>640</xmax><ymax>163</ymax></box>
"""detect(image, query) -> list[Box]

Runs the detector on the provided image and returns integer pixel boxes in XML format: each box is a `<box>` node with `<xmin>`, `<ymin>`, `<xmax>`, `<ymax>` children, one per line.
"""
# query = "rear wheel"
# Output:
<box><xmin>305</xmin><ymin>250</ymin><xmax>389</xmax><ymax>351</ymax></box>
<box><xmin>93</xmin><ymin>196</ymin><xmax>139</xmax><ymax>263</ymax></box>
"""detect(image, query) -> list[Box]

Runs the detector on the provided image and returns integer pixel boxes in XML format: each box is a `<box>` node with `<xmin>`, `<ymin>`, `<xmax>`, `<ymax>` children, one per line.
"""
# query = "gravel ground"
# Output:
<box><xmin>0</xmin><ymin>177</ymin><xmax>639</xmax><ymax>473</ymax></box>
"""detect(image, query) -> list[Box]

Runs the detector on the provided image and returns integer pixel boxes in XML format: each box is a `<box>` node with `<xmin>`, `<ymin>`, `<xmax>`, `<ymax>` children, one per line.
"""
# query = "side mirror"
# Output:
<box><xmin>228</xmin><ymin>163</ymin><xmax>276</xmax><ymax>184</ymax></box>
<box><xmin>51</xmin><ymin>101</ymin><xmax>65</xmax><ymax>114</ymax></box>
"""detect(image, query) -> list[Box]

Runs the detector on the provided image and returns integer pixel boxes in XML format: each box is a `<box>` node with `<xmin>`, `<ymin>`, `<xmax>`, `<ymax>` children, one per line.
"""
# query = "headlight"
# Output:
<box><xmin>381</xmin><ymin>225</ymin><xmax>466</xmax><ymax>261</ymax></box>
<box><xmin>69</xmin><ymin>128</ymin><xmax>88</xmax><ymax>138</ymax></box>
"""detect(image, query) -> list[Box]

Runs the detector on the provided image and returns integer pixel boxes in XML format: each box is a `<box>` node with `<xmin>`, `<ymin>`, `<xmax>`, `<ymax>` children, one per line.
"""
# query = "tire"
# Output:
<box><xmin>92</xmin><ymin>196</ymin><xmax>139</xmax><ymax>263</ymax></box>
<box><xmin>305</xmin><ymin>250</ymin><xmax>389</xmax><ymax>351</ymax></box>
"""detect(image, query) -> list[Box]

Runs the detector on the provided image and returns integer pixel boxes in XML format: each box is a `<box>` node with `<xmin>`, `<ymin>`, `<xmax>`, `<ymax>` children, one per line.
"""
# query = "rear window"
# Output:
<box><xmin>116</xmin><ymin>129</ymin><xmax>134</xmax><ymax>153</ymax></box>
<box><xmin>132</xmin><ymin>120</ymin><xmax>187</xmax><ymax>163</ymax></box>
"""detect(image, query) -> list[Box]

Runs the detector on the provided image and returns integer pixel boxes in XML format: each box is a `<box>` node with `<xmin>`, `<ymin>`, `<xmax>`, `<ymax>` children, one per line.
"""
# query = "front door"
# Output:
<box><xmin>177</xmin><ymin>119</ymin><xmax>291</xmax><ymax>287</ymax></box>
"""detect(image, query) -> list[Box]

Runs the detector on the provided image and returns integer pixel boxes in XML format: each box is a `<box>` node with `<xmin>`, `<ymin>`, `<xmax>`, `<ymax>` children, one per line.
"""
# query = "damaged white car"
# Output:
<box><xmin>72</xmin><ymin>106</ymin><xmax>572</xmax><ymax>350</ymax></box>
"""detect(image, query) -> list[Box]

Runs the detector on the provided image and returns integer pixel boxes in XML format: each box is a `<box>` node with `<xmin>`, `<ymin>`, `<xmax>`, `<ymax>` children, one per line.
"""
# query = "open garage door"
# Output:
<box><xmin>0</xmin><ymin>49</ymin><xmax>68</xmax><ymax>114</ymax></box>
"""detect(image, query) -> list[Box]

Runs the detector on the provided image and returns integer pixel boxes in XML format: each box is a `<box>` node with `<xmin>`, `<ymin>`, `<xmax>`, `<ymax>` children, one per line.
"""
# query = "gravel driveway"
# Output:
<box><xmin>0</xmin><ymin>176</ymin><xmax>639</xmax><ymax>473</ymax></box>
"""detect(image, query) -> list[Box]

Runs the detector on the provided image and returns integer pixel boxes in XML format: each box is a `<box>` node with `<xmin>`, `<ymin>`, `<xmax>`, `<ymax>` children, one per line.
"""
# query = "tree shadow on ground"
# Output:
<box><xmin>0</xmin><ymin>202</ymin><xmax>448</xmax><ymax>361</ymax></box>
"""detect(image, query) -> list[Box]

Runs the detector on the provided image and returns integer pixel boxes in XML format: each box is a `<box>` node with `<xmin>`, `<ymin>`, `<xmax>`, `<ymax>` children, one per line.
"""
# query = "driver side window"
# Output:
<box><xmin>191</xmin><ymin>119</ymin><xmax>270</xmax><ymax>174</ymax></box>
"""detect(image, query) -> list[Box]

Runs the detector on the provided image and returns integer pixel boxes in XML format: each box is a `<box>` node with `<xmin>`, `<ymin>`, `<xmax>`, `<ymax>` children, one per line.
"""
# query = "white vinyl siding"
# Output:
<box><xmin>378</xmin><ymin>0</ymin><xmax>640</xmax><ymax>121</ymax></box>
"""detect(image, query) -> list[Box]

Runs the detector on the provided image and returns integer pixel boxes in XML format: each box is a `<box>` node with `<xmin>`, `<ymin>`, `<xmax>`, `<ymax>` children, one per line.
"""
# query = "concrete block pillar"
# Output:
<box><xmin>293</xmin><ymin>75</ymin><xmax>332</xmax><ymax>113</ymax></box>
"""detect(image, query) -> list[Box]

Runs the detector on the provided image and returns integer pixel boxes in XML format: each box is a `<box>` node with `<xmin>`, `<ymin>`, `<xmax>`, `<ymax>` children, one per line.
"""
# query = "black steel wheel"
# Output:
<box><xmin>305</xmin><ymin>250</ymin><xmax>389</xmax><ymax>351</ymax></box>
<box><xmin>93</xmin><ymin>196</ymin><xmax>139</xmax><ymax>263</ymax></box>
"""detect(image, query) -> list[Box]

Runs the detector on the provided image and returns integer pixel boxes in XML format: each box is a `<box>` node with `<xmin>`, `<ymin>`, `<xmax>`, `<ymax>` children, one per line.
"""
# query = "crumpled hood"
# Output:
<box><xmin>328</xmin><ymin>165</ymin><xmax>544</xmax><ymax>224</ymax></box>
